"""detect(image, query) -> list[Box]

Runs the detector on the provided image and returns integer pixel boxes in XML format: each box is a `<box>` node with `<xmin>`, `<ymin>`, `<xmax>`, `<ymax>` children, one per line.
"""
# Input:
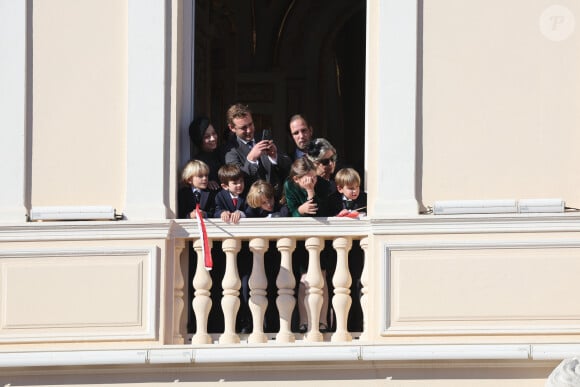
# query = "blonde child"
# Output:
<box><xmin>245</xmin><ymin>180</ymin><xmax>289</xmax><ymax>217</ymax></box>
<box><xmin>329</xmin><ymin>168</ymin><xmax>367</xmax><ymax>217</ymax></box>
<box><xmin>178</xmin><ymin>160</ymin><xmax>216</xmax><ymax>219</ymax></box>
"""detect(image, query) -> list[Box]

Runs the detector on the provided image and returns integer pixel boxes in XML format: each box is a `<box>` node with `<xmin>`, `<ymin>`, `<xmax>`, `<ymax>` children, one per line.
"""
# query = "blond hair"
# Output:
<box><xmin>226</xmin><ymin>103</ymin><xmax>252</xmax><ymax>126</ymax></box>
<box><xmin>246</xmin><ymin>180</ymin><xmax>274</xmax><ymax>208</ymax></box>
<box><xmin>334</xmin><ymin>168</ymin><xmax>360</xmax><ymax>187</ymax></box>
<box><xmin>181</xmin><ymin>160</ymin><xmax>209</xmax><ymax>185</ymax></box>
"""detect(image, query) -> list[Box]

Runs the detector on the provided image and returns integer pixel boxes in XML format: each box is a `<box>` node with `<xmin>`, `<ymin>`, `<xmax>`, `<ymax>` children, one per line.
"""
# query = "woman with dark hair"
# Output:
<box><xmin>186</xmin><ymin>117</ymin><xmax>227</xmax><ymax>335</ymax></box>
<box><xmin>189</xmin><ymin>116</ymin><xmax>224</xmax><ymax>191</ymax></box>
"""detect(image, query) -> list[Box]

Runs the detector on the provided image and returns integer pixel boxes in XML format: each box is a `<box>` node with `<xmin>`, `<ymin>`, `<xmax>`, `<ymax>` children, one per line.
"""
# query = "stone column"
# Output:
<box><xmin>331</xmin><ymin>237</ymin><xmax>353</xmax><ymax>342</ymax></box>
<box><xmin>125</xmin><ymin>0</ymin><xmax>170</xmax><ymax>219</ymax></box>
<box><xmin>304</xmin><ymin>237</ymin><xmax>324</xmax><ymax>342</ymax></box>
<box><xmin>276</xmin><ymin>238</ymin><xmax>296</xmax><ymax>343</ymax></box>
<box><xmin>248</xmin><ymin>238</ymin><xmax>268</xmax><ymax>343</ymax></box>
<box><xmin>219</xmin><ymin>238</ymin><xmax>241</xmax><ymax>344</ymax></box>
<box><xmin>366</xmin><ymin>0</ymin><xmax>419</xmax><ymax>216</ymax></box>
<box><xmin>358</xmin><ymin>237</ymin><xmax>370</xmax><ymax>341</ymax></box>
<box><xmin>172</xmin><ymin>239</ymin><xmax>187</xmax><ymax>344</ymax></box>
<box><xmin>0</xmin><ymin>0</ymin><xmax>28</xmax><ymax>222</ymax></box>
<box><xmin>191</xmin><ymin>239</ymin><xmax>213</xmax><ymax>344</ymax></box>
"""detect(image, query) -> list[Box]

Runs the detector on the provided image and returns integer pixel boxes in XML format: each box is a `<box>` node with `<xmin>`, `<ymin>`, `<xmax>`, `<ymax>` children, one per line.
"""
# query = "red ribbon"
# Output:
<box><xmin>195</xmin><ymin>204</ymin><xmax>213</xmax><ymax>270</ymax></box>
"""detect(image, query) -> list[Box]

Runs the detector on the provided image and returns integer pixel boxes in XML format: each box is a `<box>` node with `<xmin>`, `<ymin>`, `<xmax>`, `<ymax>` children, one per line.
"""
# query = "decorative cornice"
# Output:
<box><xmin>0</xmin><ymin>220</ymin><xmax>174</xmax><ymax>242</ymax></box>
<box><xmin>370</xmin><ymin>213</ymin><xmax>580</xmax><ymax>235</ymax></box>
<box><xmin>1</xmin><ymin>214</ymin><xmax>580</xmax><ymax>242</ymax></box>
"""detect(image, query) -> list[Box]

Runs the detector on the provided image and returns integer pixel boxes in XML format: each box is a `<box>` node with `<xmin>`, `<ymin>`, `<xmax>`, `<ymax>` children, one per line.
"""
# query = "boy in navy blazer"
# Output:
<box><xmin>214</xmin><ymin>164</ymin><xmax>246</xmax><ymax>223</ymax></box>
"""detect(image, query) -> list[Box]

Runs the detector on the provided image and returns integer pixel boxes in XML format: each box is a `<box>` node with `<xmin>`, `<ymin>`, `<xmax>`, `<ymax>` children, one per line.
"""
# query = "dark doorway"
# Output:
<box><xmin>193</xmin><ymin>0</ymin><xmax>366</xmax><ymax>175</ymax></box>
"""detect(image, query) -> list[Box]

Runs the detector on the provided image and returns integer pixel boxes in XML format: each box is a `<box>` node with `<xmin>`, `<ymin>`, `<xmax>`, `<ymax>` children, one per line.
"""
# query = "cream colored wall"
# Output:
<box><xmin>0</xmin><ymin>238</ymin><xmax>171</xmax><ymax>348</ymax></box>
<box><xmin>422</xmin><ymin>0</ymin><xmax>580</xmax><ymax>207</ymax></box>
<box><xmin>372</xmin><ymin>231</ymin><xmax>580</xmax><ymax>344</ymax></box>
<box><xmin>32</xmin><ymin>0</ymin><xmax>127</xmax><ymax>209</ymax></box>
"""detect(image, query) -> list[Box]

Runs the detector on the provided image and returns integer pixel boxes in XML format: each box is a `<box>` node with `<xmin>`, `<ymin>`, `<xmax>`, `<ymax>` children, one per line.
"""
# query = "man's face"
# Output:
<box><xmin>229</xmin><ymin>114</ymin><xmax>255</xmax><ymax>142</ymax></box>
<box><xmin>289</xmin><ymin>118</ymin><xmax>312</xmax><ymax>150</ymax></box>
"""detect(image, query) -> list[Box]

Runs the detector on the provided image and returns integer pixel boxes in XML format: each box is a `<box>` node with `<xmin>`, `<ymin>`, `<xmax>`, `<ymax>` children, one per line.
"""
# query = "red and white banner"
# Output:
<box><xmin>195</xmin><ymin>204</ymin><xmax>213</xmax><ymax>270</ymax></box>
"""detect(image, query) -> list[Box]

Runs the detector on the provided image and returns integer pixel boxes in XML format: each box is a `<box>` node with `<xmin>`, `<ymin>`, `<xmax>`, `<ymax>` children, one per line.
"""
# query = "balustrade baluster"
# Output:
<box><xmin>304</xmin><ymin>237</ymin><xmax>324</xmax><ymax>342</ymax></box>
<box><xmin>172</xmin><ymin>239</ymin><xmax>187</xmax><ymax>344</ymax></box>
<box><xmin>358</xmin><ymin>237</ymin><xmax>370</xmax><ymax>341</ymax></box>
<box><xmin>275</xmin><ymin>238</ymin><xmax>296</xmax><ymax>343</ymax></box>
<box><xmin>331</xmin><ymin>237</ymin><xmax>353</xmax><ymax>342</ymax></box>
<box><xmin>191</xmin><ymin>239</ymin><xmax>213</xmax><ymax>344</ymax></box>
<box><xmin>248</xmin><ymin>238</ymin><xmax>268</xmax><ymax>343</ymax></box>
<box><xmin>219</xmin><ymin>238</ymin><xmax>241</xmax><ymax>344</ymax></box>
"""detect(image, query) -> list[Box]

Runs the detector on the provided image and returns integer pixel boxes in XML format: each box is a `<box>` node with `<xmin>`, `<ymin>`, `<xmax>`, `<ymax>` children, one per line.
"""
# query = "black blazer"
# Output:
<box><xmin>214</xmin><ymin>189</ymin><xmax>247</xmax><ymax>218</ymax></box>
<box><xmin>178</xmin><ymin>186</ymin><xmax>216</xmax><ymax>219</ymax></box>
<box><xmin>327</xmin><ymin>191</ymin><xmax>367</xmax><ymax>216</ymax></box>
<box><xmin>244</xmin><ymin>202</ymin><xmax>289</xmax><ymax>218</ymax></box>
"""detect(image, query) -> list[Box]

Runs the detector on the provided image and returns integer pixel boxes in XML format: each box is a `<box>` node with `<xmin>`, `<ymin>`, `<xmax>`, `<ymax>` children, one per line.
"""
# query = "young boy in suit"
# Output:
<box><xmin>328</xmin><ymin>168</ymin><xmax>367</xmax><ymax>217</ymax></box>
<box><xmin>178</xmin><ymin>160</ymin><xmax>217</xmax><ymax>219</ymax></box>
<box><xmin>214</xmin><ymin>164</ymin><xmax>246</xmax><ymax>223</ymax></box>
<box><xmin>178</xmin><ymin>159</ymin><xmax>217</xmax><ymax>334</ymax></box>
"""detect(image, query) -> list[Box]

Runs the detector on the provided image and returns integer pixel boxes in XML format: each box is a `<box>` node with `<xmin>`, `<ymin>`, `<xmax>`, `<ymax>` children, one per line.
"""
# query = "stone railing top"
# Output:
<box><xmin>3</xmin><ymin>212</ymin><xmax>580</xmax><ymax>242</ymax></box>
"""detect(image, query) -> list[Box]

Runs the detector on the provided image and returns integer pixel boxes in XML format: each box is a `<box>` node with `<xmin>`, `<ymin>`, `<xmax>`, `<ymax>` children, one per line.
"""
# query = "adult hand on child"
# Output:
<box><xmin>208</xmin><ymin>180</ymin><xmax>220</xmax><ymax>191</ymax></box>
<box><xmin>299</xmin><ymin>198</ymin><xmax>318</xmax><ymax>215</ymax></box>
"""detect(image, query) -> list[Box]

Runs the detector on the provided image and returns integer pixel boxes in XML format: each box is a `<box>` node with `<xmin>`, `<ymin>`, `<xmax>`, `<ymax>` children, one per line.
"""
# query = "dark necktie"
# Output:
<box><xmin>232</xmin><ymin>197</ymin><xmax>238</xmax><ymax>208</ymax></box>
<box><xmin>193</xmin><ymin>190</ymin><xmax>201</xmax><ymax>206</ymax></box>
<box><xmin>247</xmin><ymin>140</ymin><xmax>254</xmax><ymax>149</ymax></box>
<box><xmin>344</xmin><ymin>199</ymin><xmax>354</xmax><ymax>210</ymax></box>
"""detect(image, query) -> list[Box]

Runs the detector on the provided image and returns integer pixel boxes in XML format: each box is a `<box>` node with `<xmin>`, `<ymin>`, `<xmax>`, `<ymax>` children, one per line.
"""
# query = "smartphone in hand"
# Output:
<box><xmin>261</xmin><ymin>129</ymin><xmax>272</xmax><ymax>141</ymax></box>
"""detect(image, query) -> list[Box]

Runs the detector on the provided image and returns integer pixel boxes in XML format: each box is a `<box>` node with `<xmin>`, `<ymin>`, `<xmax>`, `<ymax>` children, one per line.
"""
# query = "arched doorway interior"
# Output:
<box><xmin>193</xmin><ymin>0</ymin><xmax>366</xmax><ymax>177</ymax></box>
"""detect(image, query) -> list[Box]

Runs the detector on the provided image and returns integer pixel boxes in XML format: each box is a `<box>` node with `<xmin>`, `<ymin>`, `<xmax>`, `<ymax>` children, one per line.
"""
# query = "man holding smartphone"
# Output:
<box><xmin>224</xmin><ymin>103</ymin><xmax>291</xmax><ymax>200</ymax></box>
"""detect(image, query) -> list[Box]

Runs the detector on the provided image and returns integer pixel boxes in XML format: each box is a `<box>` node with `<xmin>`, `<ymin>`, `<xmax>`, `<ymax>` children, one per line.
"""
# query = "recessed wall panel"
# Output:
<box><xmin>384</xmin><ymin>243</ymin><xmax>580</xmax><ymax>336</ymax></box>
<box><xmin>0</xmin><ymin>248</ymin><xmax>157</xmax><ymax>343</ymax></box>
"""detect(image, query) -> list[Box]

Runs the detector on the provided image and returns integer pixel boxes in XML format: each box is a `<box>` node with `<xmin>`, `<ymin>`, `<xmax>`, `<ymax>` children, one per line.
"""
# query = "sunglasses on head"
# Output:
<box><xmin>317</xmin><ymin>155</ymin><xmax>337</xmax><ymax>166</ymax></box>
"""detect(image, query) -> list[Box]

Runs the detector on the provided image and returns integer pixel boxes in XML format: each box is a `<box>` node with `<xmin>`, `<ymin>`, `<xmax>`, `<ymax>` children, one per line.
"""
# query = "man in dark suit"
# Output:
<box><xmin>224</xmin><ymin>103</ymin><xmax>291</xmax><ymax>200</ymax></box>
<box><xmin>288</xmin><ymin>114</ymin><xmax>314</xmax><ymax>161</ymax></box>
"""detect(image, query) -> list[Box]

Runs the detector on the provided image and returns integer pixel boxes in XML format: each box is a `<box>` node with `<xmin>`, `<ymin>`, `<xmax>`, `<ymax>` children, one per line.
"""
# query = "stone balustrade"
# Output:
<box><xmin>175</xmin><ymin>218</ymin><xmax>370</xmax><ymax>344</ymax></box>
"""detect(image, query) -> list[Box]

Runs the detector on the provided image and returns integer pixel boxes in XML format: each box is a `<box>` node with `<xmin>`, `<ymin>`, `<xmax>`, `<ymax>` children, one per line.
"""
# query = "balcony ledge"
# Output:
<box><xmin>0</xmin><ymin>343</ymin><xmax>577</xmax><ymax>368</ymax></box>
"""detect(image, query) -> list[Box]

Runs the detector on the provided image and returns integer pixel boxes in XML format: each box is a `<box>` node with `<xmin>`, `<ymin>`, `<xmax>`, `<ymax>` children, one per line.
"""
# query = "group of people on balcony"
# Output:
<box><xmin>179</xmin><ymin>103</ymin><xmax>366</xmax><ymax>221</ymax></box>
<box><xmin>179</xmin><ymin>102</ymin><xmax>366</xmax><ymax>335</ymax></box>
